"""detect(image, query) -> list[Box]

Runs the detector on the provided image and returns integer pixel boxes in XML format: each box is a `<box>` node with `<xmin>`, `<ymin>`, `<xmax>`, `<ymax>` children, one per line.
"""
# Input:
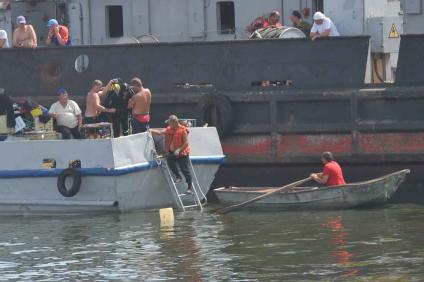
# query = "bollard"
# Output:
<box><xmin>159</xmin><ymin>207</ymin><xmax>174</xmax><ymax>228</ymax></box>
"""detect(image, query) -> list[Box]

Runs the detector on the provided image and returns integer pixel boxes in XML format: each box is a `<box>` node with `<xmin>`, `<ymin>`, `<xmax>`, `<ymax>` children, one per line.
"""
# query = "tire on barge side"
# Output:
<box><xmin>197</xmin><ymin>94</ymin><xmax>233</xmax><ymax>137</ymax></box>
<box><xmin>57</xmin><ymin>168</ymin><xmax>82</xmax><ymax>197</ymax></box>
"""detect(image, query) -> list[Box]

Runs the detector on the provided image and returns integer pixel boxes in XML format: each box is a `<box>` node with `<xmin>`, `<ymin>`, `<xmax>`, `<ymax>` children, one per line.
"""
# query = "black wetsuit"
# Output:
<box><xmin>116</xmin><ymin>90</ymin><xmax>132</xmax><ymax>136</ymax></box>
<box><xmin>99</xmin><ymin>90</ymin><xmax>120</xmax><ymax>137</ymax></box>
<box><xmin>99</xmin><ymin>86</ymin><xmax>133</xmax><ymax>137</ymax></box>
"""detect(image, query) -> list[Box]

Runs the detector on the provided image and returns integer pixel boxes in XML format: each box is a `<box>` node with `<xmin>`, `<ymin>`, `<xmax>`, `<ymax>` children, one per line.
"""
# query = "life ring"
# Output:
<box><xmin>57</xmin><ymin>168</ymin><xmax>82</xmax><ymax>197</ymax></box>
<box><xmin>197</xmin><ymin>94</ymin><xmax>233</xmax><ymax>137</ymax></box>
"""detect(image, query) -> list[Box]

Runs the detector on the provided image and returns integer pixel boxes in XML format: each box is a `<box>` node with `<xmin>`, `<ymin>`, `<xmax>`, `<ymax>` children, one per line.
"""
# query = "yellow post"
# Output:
<box><xmin>159</xmin><ymin>207</ymin><xmax>175</xmax><ymax>228</ymax></box>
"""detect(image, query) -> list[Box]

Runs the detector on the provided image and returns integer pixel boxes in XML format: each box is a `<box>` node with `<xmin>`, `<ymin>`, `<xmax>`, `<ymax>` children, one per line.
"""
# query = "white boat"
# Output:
<box><xmin>0</xmin><ymin>127</ymin><xmax>224</xmax><ymax>214</ymax></box>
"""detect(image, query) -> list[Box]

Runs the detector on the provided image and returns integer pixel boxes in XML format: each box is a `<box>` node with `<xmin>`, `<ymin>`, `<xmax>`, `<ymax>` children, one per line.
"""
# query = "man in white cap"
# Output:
<box><xmin>13</xmin><ymin>16</ymin><xmax>37</xmax><ymax>48</ymax></box>
<box><xmin>310</xmin><ymin>11</ymin><xmax>339</xmax><ymax>41</ymax></box>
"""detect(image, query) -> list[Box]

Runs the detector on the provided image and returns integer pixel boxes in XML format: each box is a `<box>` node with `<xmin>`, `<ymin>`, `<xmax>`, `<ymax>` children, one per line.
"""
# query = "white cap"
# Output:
<box><xmin>313</xmin><ymin>12</ymin><xmax>325</xmax><ymax>20</ymax></box>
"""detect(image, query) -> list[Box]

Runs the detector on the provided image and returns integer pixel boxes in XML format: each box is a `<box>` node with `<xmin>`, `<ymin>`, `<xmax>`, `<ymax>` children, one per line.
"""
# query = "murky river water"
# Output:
<box><xmin>0</xmin><ymin>204</ymin><xmax>423</xmax><ymax>281</ymax></box>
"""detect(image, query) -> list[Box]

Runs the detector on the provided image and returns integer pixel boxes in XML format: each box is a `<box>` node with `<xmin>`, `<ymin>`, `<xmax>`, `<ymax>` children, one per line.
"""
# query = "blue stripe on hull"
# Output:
<box><xmin>0</xmin><ymin>155</ymin><xmax>225</xmax><ymax>178</ymax></box>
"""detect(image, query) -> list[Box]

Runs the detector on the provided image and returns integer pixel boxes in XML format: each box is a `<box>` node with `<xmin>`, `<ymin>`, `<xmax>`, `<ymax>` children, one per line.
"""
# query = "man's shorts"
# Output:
<box><xmin>131</xmin><ymin>118</ymin><xmax>149</xmax><ymax>134</ymax></box>
<box><xmin>84</xmin><ymin>116</ymin><xmax>99</xmax><ymax>124</ymax></box>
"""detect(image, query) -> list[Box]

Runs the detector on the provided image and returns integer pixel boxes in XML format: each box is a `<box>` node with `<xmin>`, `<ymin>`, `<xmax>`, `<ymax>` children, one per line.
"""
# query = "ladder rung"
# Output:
<box><xmin>158</xmin><ymin>155</ymin><xmax>204</xmax><ymax>211</ymax></box>
<box><xmin>183</xmin><ymin>204</ymin><xmax>200</xmax><ymax>209</ymax></box>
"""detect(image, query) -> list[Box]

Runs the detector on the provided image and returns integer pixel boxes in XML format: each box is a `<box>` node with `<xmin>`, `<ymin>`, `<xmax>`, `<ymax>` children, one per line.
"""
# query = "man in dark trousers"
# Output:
<box><xmin>151</xmin><ymin>115</ymin><xmax>192</xmax><ymax>194</ymax></box>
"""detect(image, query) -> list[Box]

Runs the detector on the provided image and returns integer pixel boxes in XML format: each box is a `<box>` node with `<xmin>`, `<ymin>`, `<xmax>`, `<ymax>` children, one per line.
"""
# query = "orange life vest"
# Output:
<box><xmin>165</xmin><ymin>125</ymin><xmax>190</xmax><ymax>156</ymax></box>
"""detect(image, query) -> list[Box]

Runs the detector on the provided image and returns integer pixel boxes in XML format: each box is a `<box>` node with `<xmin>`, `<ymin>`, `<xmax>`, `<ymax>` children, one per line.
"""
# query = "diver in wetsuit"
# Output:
<box><xmin>99</xmin><ymin>79</ymin><xmax>120</xmax><ymax>137</ymax></box>
<box><xmin>116</xmin><ymin>82</ymin><xmax>134</xmax><ymax>136</ymax></box>
<box><xmin>99</xmin><ymin>79</ymin><xmax>133</xmax><ymax>137</ymax></box>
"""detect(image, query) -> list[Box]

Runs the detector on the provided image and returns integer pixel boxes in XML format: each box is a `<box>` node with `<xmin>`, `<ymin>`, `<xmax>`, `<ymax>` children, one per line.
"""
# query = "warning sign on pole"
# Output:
<box><xmin>389</xmin><ymin>24</ymin><xmax>399</xmax><ymax>38</ymax></box>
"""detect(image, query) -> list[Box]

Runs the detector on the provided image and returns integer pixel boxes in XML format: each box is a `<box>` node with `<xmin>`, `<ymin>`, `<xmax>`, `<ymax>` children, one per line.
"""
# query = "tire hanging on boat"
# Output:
<box><xmin>197</xmin><ymin>94</ymin><xmax>233</xmax><ymax>137</ymax></box>
<box><xmin>57</xmin><ymin>168</ymin><xmax>82</xmax><ymax>197</ymax></box>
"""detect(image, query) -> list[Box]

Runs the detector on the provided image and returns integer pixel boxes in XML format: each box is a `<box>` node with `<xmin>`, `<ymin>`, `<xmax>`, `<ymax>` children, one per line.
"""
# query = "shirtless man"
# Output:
<box><xmin>84</xmin><ymin>80</ymin><xmax>116</xmax><ymax>124</ymax></box>
<box><xmin>128</xmin><ymin>77</ymin><xmax>151</xmax><ymax>134</ymax></box>
<box><xmin>13</xmin><ymin>16</ymin><xmax>37</xmax><ymax>48</ymax></box>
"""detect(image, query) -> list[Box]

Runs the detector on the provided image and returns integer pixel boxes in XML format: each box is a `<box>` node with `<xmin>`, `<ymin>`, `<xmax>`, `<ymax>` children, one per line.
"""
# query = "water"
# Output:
<box><xmin>0</xmin><ymin>204</ymin><xmax>423</xmax><ymax>281</ymax></box>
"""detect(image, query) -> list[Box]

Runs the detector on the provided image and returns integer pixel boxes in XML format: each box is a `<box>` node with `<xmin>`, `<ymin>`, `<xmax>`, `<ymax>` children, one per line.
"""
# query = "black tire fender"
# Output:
<box><xmin>197</xmin><ymin>94</ymin><xmax>233</xmax><ymax>137</ymax></box>
<box><xmin>57</xmin><ymin>168</ymin><xmax>82</xmax><ymax>197</ymax></box>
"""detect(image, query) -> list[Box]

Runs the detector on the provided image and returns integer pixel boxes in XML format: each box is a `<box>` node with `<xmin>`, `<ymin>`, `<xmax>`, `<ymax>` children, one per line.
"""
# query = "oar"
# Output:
<box><xmin>216</xmin><ymin>177</ymin><xmax>312</xmax><ymax>214</ymax></box>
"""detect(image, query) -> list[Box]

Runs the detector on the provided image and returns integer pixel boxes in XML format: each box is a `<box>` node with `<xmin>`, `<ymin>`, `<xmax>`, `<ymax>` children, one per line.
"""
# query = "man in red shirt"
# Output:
<box><xmin>263</xmin><ymin>11</ymin><xmax>283</xmax><ymax>28</ymax></box>
<box><xmin>310</xmin><ymin>151</ymin><xmax>346</xmax><ymax>187</ymax></box>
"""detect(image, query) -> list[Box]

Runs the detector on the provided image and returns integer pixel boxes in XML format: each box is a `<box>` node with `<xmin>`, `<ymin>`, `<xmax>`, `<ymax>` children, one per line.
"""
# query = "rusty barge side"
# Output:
<box><xmin>0</xmin><ymin>35</ymin><xmax>424</xmax><ymax>203</ymax></box>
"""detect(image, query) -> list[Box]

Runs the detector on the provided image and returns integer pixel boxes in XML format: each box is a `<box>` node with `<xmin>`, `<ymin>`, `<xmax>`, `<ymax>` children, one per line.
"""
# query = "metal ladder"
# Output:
<box><xmin>160</xmin><ymin>157</ymin><xmax>205</xmax><ymax>212</ymax></box>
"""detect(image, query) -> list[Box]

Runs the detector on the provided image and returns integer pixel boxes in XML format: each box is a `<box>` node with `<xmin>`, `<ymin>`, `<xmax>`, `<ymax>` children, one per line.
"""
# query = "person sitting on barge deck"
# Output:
<box><xmin>84</xmin><ymin>80</ymin><xmax>116</xmax><ymax>124</ymax></box>
<box><xmin>310</xmin><ymin>12</ymin><xmax>340</xmax><ymax>41</ymax></box>
<box><xmin>151</xmin><ymin>115</ymin><xmax>193</xmax><ymax>194</ymax></box>
<box><xmin>48</xmin><ymin>88</ymin><xmax>82</xmax><ymax>139</ymax></box>
<box><xmin>128</xmin><ymin>77</ymin><xmax>151</xmax><ymax>134</ymax></box>
<box><xmin>310</xmin><ymin>151</ymin><xmax>346</xmax><ymax>187</ymax></box>
<box><xmin>46</xmin><ymin>19</ymin><xmax>71</xmax><ymax>47</ymax></box>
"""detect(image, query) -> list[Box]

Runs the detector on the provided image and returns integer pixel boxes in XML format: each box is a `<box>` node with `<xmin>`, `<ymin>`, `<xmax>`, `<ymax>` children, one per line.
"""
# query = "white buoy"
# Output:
<box><xmin>159</xmin><ymin>207</ymin><xmax>175</xmax><ymax>228</ymax></box>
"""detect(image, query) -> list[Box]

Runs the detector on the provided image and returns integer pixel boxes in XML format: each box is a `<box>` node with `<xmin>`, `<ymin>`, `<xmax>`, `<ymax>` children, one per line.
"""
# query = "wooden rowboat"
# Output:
<box><xmin>214</xmin><ymin>170</ymin><xmax>410</xmax><ymax>210</ymax></box>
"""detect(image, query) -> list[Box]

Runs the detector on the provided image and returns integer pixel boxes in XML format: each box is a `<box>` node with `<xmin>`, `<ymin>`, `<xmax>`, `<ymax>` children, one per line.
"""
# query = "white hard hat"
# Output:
<box><xmin>313</xmin><ymin>12</ymin><xmax>325</xmax><ymax>20</ymax></box>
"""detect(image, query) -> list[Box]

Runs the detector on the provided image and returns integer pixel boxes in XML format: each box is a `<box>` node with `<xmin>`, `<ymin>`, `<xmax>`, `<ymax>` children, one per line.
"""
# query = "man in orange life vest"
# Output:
<box><xmin>310</xmin><ymin>151</ymin><xmax>346</xmax><ymax>186</ymax></box>
<box><xmin>151</xmin><ymin>115</ymin><xmax>192</xmax><ymax>194</ymax></box>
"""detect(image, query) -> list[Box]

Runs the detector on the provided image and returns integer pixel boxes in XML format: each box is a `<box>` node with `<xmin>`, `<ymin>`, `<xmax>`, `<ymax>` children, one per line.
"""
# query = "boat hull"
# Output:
<box><xmin>0</xmin><ymin>128</ymin><xmax>224</xmax><ymax>214</ymax></box>
<box><xmin>214</xmin><ymin>170</ymin><xmax>409</xmax><ymax>210</ymax></box>
<box><xmin>0</xmin><ymin>164</ymin><xmax>219</xmax><ymax>214</ymax></box>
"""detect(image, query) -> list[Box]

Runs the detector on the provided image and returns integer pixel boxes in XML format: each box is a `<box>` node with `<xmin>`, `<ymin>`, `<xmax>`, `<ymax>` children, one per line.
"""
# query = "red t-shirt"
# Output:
<box><xmin>263</xmin><ymin>21</ymin><xmax>283</xmax><ymax>28</ymax></box>
<box><xmin>323</xmin><ymin>161</ymin><xmax>346</xmax><ymax>186</ymax></box>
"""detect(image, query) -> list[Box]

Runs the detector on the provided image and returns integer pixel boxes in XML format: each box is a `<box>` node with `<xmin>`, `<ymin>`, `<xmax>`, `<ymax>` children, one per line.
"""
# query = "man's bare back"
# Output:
<box><xmin>129</xmin><ymin>88</ymin><xmax>151</xmax><ymax>115</ymax></box>
<box><xmin>85</xmin><ymin>91</ymin><xmax>101</xmax><ymax>117</ymax></box>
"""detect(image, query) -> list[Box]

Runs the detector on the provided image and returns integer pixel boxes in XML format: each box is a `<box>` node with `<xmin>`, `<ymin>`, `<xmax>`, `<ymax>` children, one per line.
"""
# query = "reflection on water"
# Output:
<box><xmin>322</xmin><ymin>215</ymin><xmax>358</xmax><ymax>277</ymax></box>
<box><xmin>0</xmin><ymin>204</ymin><xmax>423</xmax><ymax>281</ymax></box>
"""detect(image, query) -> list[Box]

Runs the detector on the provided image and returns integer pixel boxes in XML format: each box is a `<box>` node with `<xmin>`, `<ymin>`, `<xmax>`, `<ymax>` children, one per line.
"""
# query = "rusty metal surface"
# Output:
<box><xmin>211</xmin><ymin>86</ymin><xmax>424</xmax><ymax>165</ymax></box>
<box><xmin>222</xmin><ymin>132</ymin><xmax>424</xmax><ymax>163</ymax></box>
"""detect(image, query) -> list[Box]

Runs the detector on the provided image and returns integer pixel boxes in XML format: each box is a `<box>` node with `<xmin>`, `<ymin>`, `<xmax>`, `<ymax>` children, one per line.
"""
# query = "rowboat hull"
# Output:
<box><xmin>214</xmin><ymin>170</ymin><xmax>410</xmax><ymax>210</ymax></box>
